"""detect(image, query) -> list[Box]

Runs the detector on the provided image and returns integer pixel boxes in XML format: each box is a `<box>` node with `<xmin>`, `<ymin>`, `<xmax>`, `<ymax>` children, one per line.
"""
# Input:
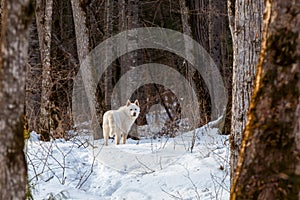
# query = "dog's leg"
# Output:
<box><xmin>104</xmin><ymin>132</ymin><xmax>109</xmax><ymax>146</ymax></box>
<box><xmin>115</xmin><ymin>129</ymin><xmax>121</xmax><ymax>145</ymax></box>
<box><xmin>122</xmin><ymin>132</ymin><xmax>127</xmax><ymax>144</ymax></box>
<box><xmin>103</xmin><ymin>118</ymin><xmax>109</xmax><ymax>146</ymax></box>
<box><xmin>107</xmin><ymin>115</ymin><xmax>115</xmax><ymax>137</ymax></box>
<box><xmin>115</xmin><ymin>134</ymin><xmax>120</xmax><ymax>145</ymax></box>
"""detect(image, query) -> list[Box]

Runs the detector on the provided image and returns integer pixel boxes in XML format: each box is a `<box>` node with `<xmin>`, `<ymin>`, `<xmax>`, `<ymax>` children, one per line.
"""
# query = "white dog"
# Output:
<box><xmin>103</xmin><ymin>100</ymin><xmax>140</xmax><ymax>145</ymax></box>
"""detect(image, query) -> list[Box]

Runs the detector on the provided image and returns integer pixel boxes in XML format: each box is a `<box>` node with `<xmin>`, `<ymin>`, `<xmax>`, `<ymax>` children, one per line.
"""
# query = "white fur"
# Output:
<box><xmin>103</xmin><ymin>100</ymin><xmax>140</xmax><ymax>145</ymax></box>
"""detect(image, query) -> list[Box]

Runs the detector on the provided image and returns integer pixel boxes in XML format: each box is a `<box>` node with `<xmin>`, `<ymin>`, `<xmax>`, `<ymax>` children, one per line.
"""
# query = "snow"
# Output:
<box><xmin>26</xmin><ymin>125</ymin><xmax>230</xmax><ymax>200</ymax></box>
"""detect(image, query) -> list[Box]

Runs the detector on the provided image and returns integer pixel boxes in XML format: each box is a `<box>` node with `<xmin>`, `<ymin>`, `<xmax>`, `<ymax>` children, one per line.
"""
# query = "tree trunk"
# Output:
<box><xmin>117</xmin><ymin>0</ymin><xmax>140</xmax><ymax>138</ymax></box>
<box><xmin>48</xmin><ymin>0</ymin><xmax>76</xmax><ymax>138</ymax></box>
<box><xmin>188</xmin><ymin>0</ymin><xmax>232</xmax><ymax>131</ymax></box>
<box><xmin>230</xmin><ymin>0</ymin><xmax>263</xmax><ymax>183</ymax></box>
<box><xmin>117</xmin><ymin>0</ymin><xmax>140</xmax><ymax>90</ymax></box>
<box><xmin>231</xmin><ymin>0</ymin><xmax>300</xmax><ymax>199</ymax></box>
<box><xmin>104</xmin><ymin>0</ymin><xmax>114</xmax><ymax>108</ymax></box>
<box><xmin>189</xmin><ymin>0</ymin><xmax>209</xmax><ymax>50</ymax></box>
<box><xmin>71</xmin><ymin>0</ymin><xmax>103</xmax><ymax>139</ymax></box>
<box><xmin>209</xmin><ymin>0</ymin><xmax>232</xmax><ymax>135</ymax></box>
<box><xmin>179</xmin><ymin>0</ymin><xmax>198</xmax><ymax>150</ymax></box>
<box><xmin>26</xmin><ymin>17</ymin><xmax>42</xmax><ymax>132</ymax></box>
<box><xmin>188</xmin><ymin>0</ymin><xmax>211</xmax><ymax>127</ymax></box>
<box><xmin>36</xmin><ymin>0</ymin><xmax>54</xmax><ymax>141</ymax></box>
<box><xmin>0</xmin><ymin>0</ymin><xmax>33</xmax><ymax>198</ymax></box>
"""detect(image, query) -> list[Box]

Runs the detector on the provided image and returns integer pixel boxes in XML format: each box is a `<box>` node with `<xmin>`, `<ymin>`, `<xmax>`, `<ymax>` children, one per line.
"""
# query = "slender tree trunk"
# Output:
<box><xmin>179</xmin><ymin>0</ymin><xmax>194</xmax><ymax>77</ymax></box>
<box><xmin>104</xmin><ymin>0</ymin><xmax>114</xmax><ymax>108</ymax></box>
<box><xmin>188</xmin><ymin>0</ymin><xmax>232</xmax><ymax>131</ymax></box>
<box><xmin>179</xmin><ymin>0</ymin><xmax>198</xmax><ymax>150</ymax></box>
<box><xmin>36</xmin><ymin>0</ymin><xmax>54</xmax><ymax>141</ymax></box>
<box><xmin>26</xmin><ymin>17</ymin><xmax>42</xmax><ymax>132</ymax></box>
<box><xmin>71</xmin><ymin>0</ymin><xmax>90</xmax><ymax>71</ymax></box>
<box><xmin>189</xmin><ymin>0</ymin><xmax>211</xmax><ymax>126</ymax></box>
<box><xmin>230</xmin><ymin>0</ymin><xmax>263</xmax><ymax>183</ymax></box>
<box><xmin>231</xmin><ymin>0</ymin><xmax>300</xmax><ymax>199</ymax></box>
<box><xmin>117</xmin><ymin>0</ymin><xmax>139</xmax><ymax>90</ymax></box>
<box><xmin>227</xmin><ymin>0</ymin><xmax>235</xmax><ymax>43</ymax></box>
<box><xmin>71</xmin><ymin>0</ymin><xmax>103</xmax><ymax>139</ymax></box>
<box><xmin>189</xmin><ymin>0</ymin><xmax>209</xmax><ymax>50</ymax></box>
<box><xmin>208</xmin><ymin>0</ymin><xmax>232</xmax><ymax>134</ymax></box>
<box><xmin>117</xmin><ymin>0</ymin><xmax>140</xmax><ymax>138</ymax></box>
<box><xmin>117</xmin><ymin>0</ymin><xmax>139</xmax><ymax>95</ymax></box>
<box><xmin>0</xmin><ymin>0</ymin><xmax>33</xmax><ymax>198</ymax></box>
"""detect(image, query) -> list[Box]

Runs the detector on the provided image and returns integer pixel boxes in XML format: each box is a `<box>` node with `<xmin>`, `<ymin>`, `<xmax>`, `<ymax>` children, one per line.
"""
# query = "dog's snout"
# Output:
<box><xmin>133</xmin><ymin>112</ymin><xmax>136</xmax><ymax>117</ymax></box>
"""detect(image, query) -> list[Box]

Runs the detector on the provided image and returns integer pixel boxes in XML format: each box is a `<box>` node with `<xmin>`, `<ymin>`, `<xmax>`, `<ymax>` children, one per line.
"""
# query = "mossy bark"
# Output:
<box><xmin>231</xmin><ymin>0</ymin><xmax>300</xmax><ymax>199</ymax></box>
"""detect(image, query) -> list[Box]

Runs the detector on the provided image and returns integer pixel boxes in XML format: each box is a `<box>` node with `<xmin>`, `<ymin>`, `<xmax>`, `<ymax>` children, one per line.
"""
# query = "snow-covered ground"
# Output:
<box><xmin>26</xmin><ymin>125</ymin><xmax>230</xmax><ymax>200</ymax></box>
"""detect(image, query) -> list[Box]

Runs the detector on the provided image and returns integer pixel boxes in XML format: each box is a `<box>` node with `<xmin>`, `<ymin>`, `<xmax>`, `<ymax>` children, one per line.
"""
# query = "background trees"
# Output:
<box><xmin>24</xmin><ymin>0</ymin><xmax>233</xmax><ymax>139</ymax></box>
<box><xmin>0</xmin><ymin>0</ymin><xmax>33</xmax><ymax>198</ymax></box>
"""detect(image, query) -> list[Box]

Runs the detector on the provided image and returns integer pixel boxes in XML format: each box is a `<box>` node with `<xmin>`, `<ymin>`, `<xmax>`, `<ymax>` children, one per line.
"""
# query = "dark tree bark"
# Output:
<box><xmin>231</xmin><ymin>0</ymin><xmax>300</xmax><ymax>199</ymax></box>
<box><xmin>0</xmin><ymin>0</ymin><xmax>33</xmax><ymax>198</ymax></box>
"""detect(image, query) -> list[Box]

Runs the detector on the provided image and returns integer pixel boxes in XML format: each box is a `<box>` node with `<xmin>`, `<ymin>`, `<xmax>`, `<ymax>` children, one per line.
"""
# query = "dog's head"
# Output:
<box><xmin>126</xmin><ymin>100</ymin><xmax>140</xmax><ymax>118</ymax></box>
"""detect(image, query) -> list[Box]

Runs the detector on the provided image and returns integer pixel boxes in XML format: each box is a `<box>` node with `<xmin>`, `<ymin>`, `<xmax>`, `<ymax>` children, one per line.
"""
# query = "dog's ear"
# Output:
<box><xmin>126</xmin><ymin>100</ymin><xmax>131</xmax><ymax>106</ymax></box>
<box><xmin>134</xmin><ymin>100</ymin><xmax>139</xmax><ymax>106</ymax></box>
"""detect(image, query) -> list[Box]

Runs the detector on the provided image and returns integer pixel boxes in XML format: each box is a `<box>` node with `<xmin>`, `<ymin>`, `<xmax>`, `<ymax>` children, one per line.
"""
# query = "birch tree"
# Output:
<box><xmin>0</xmin><ymin>0</ymin><xmax>33</xmax><ymax>198</ymax></box>
<box><xmin>229</xmin><ymin>0</ymin><xmax>264</xmax><ymax>183</ymax></box>
<box><xmin>231</xmin><ymin>0</ymin><xmax>300</xmax><ymax>198</ymax></box>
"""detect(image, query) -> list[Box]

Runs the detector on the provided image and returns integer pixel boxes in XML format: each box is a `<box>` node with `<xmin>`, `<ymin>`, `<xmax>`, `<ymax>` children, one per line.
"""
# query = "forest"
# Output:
<box><xmin>0</xmin><ymin>0</ymin><xmax>299</xmax><ymax>199</ymax></box>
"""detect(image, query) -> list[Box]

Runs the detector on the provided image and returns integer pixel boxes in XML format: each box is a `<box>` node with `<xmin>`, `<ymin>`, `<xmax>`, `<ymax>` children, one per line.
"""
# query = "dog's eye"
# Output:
<box><xmin>130</xmin><ymin>109</ymin><xmax>133</xmax><ymax>111</ymax></box>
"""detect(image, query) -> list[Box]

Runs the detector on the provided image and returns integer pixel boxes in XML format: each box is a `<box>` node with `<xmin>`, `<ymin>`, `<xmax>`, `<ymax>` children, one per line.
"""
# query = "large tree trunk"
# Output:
<box><xmin>36</xmin><ymin>0</ymin><xmax>54</xmax><ymax>140</ymax></box>
<box><xmin>231</xmin><ymin>0</ymin><xmax>300</xmax><ymax>199</ymax></box>
<box><xmin>0</xmin><ymin>0</ymin><xmax>32</xmax><ymax>198</ymax></box>
<box><xmin>230</xmin><ymin>0</ymin><xmax>263</xmax><ymax>183</ymax></box>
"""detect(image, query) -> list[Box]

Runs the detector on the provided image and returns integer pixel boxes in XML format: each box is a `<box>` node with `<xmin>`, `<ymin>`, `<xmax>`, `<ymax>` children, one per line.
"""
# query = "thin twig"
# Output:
<box><xmin>135</xmin><ymin>156</ymin><xmax>155</xmax><ymax>174</ymax></box>
<box><xmin>161</xmin><ymin>188</ymin><xmax>183</xmax><ymax>200</ymax></box>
